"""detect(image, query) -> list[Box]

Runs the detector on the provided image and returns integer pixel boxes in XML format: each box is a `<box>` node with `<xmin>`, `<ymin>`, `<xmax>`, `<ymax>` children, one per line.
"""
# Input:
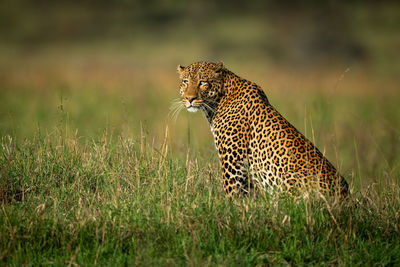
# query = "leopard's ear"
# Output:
<box><xmin>215</xmin><ymin>61</ymin><xmax>224</xmax><ymax>73</ymax></box>
<box><xmin>214</xmin><ymin>61</ymin><xmax>225</xmax><ymax>78</ymax></box>
<box><xmin>177</xmin><ymin>65</ymin><xmax>185</xmax><ymax>74</ymax></box>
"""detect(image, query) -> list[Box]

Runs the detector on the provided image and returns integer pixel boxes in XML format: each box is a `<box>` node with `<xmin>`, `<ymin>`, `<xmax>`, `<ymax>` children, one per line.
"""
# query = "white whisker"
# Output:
<box><xmin>169</xmin><ymin>99</ymin><xmax>185</xmax><ymax>122</ymax></box>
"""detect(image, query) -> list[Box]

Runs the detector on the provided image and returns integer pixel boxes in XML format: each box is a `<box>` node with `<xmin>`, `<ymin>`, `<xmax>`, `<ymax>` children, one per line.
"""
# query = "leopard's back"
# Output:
<box><xmin>212</xmin><ymin>74</ymin><xmax>348</xmax><ymax>196</ymax></box>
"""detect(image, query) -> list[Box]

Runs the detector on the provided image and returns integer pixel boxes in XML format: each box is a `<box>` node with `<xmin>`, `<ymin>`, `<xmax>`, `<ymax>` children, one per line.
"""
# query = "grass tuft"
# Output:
<box><xmin>1</xmin><ymin>131</ymin><xmax>399</xmax><ymax>265</ymax></box>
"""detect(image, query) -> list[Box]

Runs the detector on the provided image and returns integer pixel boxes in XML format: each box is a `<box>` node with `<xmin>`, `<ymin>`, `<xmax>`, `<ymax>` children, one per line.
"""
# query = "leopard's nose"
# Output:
<box><xmin>185</xmin><ymin>95</ymin><xmax>198</xmax><ymax>103</ymax></box>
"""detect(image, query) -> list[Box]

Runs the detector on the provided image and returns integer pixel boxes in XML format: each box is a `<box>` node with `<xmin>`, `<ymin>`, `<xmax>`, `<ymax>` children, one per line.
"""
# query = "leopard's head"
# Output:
<box><xmin>177</xmin><ymin>61</ymin><xmax>225</xmax><ymax>113</ymax></box>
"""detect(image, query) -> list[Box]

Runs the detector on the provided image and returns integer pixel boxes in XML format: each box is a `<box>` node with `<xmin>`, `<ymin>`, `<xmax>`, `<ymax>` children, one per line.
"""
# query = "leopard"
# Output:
<box><xmin>176</xmin><ymin>61</ymin><xmax>349</xmax><ymax>198</ymax></box>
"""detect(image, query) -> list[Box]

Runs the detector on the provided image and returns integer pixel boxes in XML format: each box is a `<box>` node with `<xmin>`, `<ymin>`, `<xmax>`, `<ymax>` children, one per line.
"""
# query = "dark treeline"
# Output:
<box><xmin>1</xmin><ymin>0</ymin><xmax>399</xmax><ymax>66</ymax></box>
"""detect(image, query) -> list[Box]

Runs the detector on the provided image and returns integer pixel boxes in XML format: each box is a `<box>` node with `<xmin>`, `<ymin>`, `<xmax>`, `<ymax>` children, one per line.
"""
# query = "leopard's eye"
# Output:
<box><xmin>182</xmin><ymin>79</ymin><xmax>189</xmax><ymax>84</ymax></box>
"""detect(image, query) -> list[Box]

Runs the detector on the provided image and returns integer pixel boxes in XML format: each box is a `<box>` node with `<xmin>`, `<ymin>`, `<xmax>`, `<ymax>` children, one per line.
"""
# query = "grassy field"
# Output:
<box><xmin>1</xmin><ymin>38</ymin><xmax>400</xmax><ymax>265</ymax></box>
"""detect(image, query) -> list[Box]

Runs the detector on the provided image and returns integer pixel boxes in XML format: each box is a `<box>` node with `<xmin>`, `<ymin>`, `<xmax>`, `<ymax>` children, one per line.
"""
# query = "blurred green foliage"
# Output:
<box><xmin>1</xmin><ymin>0</ymin><xmax>399</xmax><ymax>72</ymax></box>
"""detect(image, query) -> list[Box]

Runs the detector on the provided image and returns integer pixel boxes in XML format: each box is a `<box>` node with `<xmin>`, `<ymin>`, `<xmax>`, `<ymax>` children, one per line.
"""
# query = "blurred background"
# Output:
<box><xmin>0</xmin><ymin>0</ymin><xmax>399</xmax><ymax>188</ymax></box>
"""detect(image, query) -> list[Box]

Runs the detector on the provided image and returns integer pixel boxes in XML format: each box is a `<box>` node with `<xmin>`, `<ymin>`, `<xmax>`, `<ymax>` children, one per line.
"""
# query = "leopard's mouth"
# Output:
<box><xmin>183</xmin><ymin>99</ymin><xmax>202</xmax><ymax>112</ymax></box>
<box><xmin>187</xmin><ymin>106</ymin><xmax>199</xmax><ymax>112</ymax></box>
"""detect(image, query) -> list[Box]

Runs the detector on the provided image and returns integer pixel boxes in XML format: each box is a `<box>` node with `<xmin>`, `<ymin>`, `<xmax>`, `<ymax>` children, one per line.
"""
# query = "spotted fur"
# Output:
<box><xmin>177</xmin><ymin>61</ymin><xmax>349</xmax><ymax>197</ymax></box>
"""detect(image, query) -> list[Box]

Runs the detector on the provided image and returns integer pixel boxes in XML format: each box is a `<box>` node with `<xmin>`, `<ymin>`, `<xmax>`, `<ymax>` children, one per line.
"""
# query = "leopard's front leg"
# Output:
<box><xmin>215</xmin><ymin>125</ymin><xmax>251</xmax><ymax>196</ymax></box>
<box><xmin>219</xmin><ymin>151</ymin><xmax>252</xmax><ymax>196</ymax></box>
<box><xmin>212</xmin><ymin>105</ymin><xmax>251</xmax><ymax>196</ymax></box>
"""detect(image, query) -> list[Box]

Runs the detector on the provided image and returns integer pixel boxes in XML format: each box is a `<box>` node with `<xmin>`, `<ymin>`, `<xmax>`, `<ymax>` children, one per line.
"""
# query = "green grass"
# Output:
<box><xmin>1</xmin><ymin>131</ymin><xmax>400</xmax><ymax>265</ymax></box>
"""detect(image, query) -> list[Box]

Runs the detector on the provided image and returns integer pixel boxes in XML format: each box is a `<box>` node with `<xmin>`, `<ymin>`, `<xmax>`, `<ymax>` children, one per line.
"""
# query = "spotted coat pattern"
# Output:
<box><xmin>177</xmin><ymin>61</ymin><xmax>349</xmax><ymax>197</ymax></box>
